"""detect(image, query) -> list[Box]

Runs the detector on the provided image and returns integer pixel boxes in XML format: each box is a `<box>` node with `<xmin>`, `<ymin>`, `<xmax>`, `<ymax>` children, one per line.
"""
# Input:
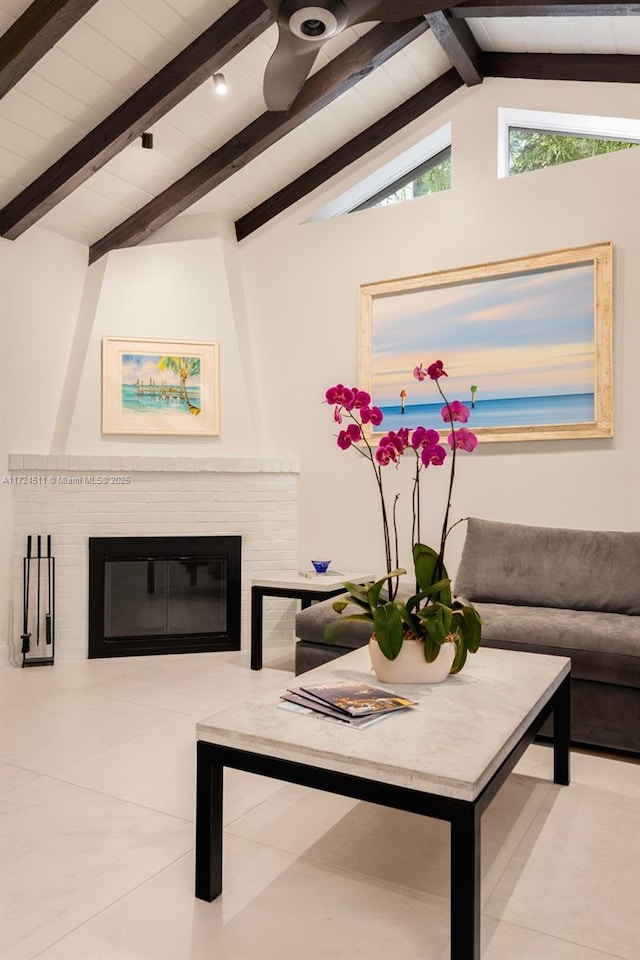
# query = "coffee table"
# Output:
<box><xmin>250</xmin><ymin>570</ymin><xmax>373</xmax><ymax>670</ymax></box>
<box><xmin>195</xmin><ymin>646</ymin><xmax>570</xmax><ymax>960</ymax></box>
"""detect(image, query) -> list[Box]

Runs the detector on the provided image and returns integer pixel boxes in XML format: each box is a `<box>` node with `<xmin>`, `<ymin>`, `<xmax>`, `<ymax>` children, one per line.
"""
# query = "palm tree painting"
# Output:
<box><xmin>104</xmin><ymin>338</ymin><xmax>219</xmax><ymax>437</ymax></box>
<box><xmin>158</xmin><ymin>355</ymin><xmax>201</xmax><ymax>415</ymax></box>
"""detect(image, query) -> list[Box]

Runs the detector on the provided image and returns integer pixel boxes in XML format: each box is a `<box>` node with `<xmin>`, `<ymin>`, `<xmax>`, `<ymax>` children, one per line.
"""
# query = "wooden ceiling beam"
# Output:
<box><xmin>0</xmin><ymin>0</ymin><xmax>272</xmax><ymax>240</ymax></box>
<box><xmin>424</xmin><ymin>12</ymin><xmax>483</xmax><ymax>85</ymax></box>
<box><xmin>0</xmin><ymin>0</ymin><xmax>98</xmax><ymax>98</ymax></box>
<box><xmin>88</xmin><ymin>17</ymin><xmax>430</xmax><ymax>264</ymax></box>
<box><xmin>452</xmin><ymin>0</ymin><xmax>640</xmax><ymax>15</ymax></box>
<box><xmin>235</xmin><ymin>69</ymin><xmax>464</xmax><ymax>242</ymax></box>
<box><xmin>482</xmin><ymin>51</ymin><xmax>640</xmax><ymax>82</ymax></box>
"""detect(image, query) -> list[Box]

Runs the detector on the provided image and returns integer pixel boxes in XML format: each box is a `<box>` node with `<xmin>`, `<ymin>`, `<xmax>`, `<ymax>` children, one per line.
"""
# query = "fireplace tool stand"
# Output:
<box><xmin>21</xmin><ymin>534</ymin><xmax>55</xmax><ymax>667</ymax></box>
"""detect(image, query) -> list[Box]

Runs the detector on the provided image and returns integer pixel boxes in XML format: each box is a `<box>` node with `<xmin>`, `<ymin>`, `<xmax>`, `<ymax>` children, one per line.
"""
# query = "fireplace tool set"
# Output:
<box><xmin>21</xmin><ymin>535</ymin><xmax>55</xmax><ymax>667</ymax></box>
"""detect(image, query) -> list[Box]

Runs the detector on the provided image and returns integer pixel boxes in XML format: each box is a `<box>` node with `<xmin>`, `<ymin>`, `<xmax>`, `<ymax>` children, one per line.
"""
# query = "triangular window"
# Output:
<box><xmin>498</xmin><ymin>108</ymin><xmax>639</xmax><ymax>178</ymax></box>
<box><xmin>351</xmin><ymin>147</ymin><xmax>451</xmax><ymax>211</ymax></box>
<box><xmin>308</xmin><ymin>124</ymin><xmax>451</xmax><ymax>221</ymax></box>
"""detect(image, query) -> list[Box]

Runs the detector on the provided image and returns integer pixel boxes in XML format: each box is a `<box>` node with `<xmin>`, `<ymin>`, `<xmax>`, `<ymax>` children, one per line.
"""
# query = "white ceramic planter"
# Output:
<box><xmin>369</xmin><ymin>636</ymin><xmax>455</xmax><ymax>684</ymax></box>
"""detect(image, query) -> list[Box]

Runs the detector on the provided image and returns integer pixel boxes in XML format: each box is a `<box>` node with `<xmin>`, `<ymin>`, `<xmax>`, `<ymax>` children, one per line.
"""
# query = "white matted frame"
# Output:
<box><xmin>102</xmin><ymin>337</ymin><xmax>220</xmax><ymax>436</ymax></box>
<box><xmin>359</xmin><ymin>242</ymin><xmax>613</xmax><ymax>444</ymax></box>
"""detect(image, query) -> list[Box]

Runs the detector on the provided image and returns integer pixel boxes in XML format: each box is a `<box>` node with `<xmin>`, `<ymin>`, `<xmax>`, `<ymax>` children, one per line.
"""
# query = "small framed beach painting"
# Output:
<box><xmin>359</xmin><ymin>242</ymin><xmax>613</xmax><ymax>444</ymax></box>
<box><xmin>102</xmin><ymin>337</ymin><xmax>220</xmax><ymax>436</ymax></box>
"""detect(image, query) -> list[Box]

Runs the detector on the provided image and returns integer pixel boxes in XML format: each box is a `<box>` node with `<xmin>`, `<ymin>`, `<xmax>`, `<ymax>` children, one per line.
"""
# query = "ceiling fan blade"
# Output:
<box><xmin>349</xmin><ymin>0</ymin><xmax>451</xmax><ymax>21</ymax></box>
<box><xmin>264</xmin><ymin>28</ymin><xmax>324</xmax><ymax>111</ymax></box>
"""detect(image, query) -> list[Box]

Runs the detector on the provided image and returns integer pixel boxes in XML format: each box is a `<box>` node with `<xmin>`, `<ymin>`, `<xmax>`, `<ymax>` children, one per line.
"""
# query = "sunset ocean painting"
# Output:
<box><xmin>371</xmin><ymin>263</ymin><xmax>596</xmax><ymax>433</ymax></box>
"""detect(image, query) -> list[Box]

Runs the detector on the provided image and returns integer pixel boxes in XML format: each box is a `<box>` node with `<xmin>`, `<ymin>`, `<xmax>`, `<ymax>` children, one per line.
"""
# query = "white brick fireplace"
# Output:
<box><xmin>7</xmin><ymin>455</ymin><xmax>299</xmax><ymax>661</ymax></box>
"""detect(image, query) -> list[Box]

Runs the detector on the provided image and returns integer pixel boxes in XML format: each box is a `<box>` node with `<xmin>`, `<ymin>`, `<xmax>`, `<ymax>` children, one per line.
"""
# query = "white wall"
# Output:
<box><xmin>0</xmin><ymin>229</ymin><xmax>88</xmax><ymax>659</ymax></box>
<box><xmin>239</xmin><ymin>77</ymin><xmax>640</xmax><ymax>576</ymax></box>
<box><xmin>1</xmin><ymin>76</ymin><xmax>639</xmax><ymax>653</ymax></box>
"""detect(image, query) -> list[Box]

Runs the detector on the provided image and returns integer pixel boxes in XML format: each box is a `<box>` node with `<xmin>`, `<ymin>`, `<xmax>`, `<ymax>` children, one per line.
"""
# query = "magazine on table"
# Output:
<box><xmin>278</xmin><ymin>694</ymin><xmax>387</xmax><ymax>729</ymax></box>
<box><xmin>285</xmin><ymin>681</ymin><xmax>417</xmax><ymax>719</ymax></box>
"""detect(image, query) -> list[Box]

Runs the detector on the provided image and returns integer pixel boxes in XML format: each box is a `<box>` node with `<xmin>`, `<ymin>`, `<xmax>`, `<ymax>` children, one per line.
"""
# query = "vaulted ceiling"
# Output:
<box><xmin>0</xmin><ymin>0</ymin><xmax>638</xmax><ymax>263</ymax></box>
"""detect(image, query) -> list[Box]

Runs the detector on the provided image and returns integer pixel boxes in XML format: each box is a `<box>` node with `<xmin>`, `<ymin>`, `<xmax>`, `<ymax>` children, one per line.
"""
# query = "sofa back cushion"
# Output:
<box><xmin>455</xmin><ymin>518</ymin><xmax>640</xmax><ymax>615</ymax></box>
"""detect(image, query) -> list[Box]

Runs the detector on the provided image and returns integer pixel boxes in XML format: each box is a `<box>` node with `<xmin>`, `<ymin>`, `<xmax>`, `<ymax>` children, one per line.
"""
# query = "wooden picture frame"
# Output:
<box><xmin>102</xmin><ymin>337</ymin><xmax>220</xmax><ymax>436</ymax></box>
<box><xmin>359</xmin><ymin>242</ymin><xmax>613</xmax><ymax>444</ymax></box>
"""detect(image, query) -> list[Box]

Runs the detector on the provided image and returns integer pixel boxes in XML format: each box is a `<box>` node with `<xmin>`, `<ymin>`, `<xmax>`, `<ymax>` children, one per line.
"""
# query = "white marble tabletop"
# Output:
<box><xmin>197</xmin><ymin>646</ymin><xmax>570</xmax><ymax>802</ymax></box>
<box><xmin>251</xmin><ymin>571</ymin><xmax>374</xmax><ymax>591</ymax></box>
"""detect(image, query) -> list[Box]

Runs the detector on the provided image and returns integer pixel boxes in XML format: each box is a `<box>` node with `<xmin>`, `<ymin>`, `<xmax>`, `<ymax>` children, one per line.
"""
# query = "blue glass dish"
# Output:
<box><xmin>311</xmin><ymin>560</ymin><xmax>331</xmax><ymax>574</ymax></box>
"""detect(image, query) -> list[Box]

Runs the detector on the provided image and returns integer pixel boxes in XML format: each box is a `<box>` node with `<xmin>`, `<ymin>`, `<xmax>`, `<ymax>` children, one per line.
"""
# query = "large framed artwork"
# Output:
<box><xmin>102</xmin><ymin>337</ymin><xmax>220</xmax><ymax>436</ymax></box>
<box><xmin>359</xmin><ymin>242</ymin><xmax>613</xmax><ymax>443</ymax></box>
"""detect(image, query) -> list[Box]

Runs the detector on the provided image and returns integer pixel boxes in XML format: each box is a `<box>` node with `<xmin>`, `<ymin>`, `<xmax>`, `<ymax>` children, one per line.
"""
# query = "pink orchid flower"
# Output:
<box><xmin>413</xmin><ymin>363</ymin><xmax>427</xmax><ymax>382</ymax></box>
<box><xmin>360</xmin><ymin>406</ymin><xmax>383</xmax><ymax>426</ymax></box>
<box><xmin>441</xmin><ymin>400</ymin><xmax>470</xmax><ymax>423</ymax></box>
<box><xmin>411</xmin><ymin>426</ymin><xmax>440</xmax><ymax>450</ymax></box>
<box><xmin>337</xmin><ymin>424</ymin><xmax>362</xmax><ymax>450</ymax></box>
<box><xmin>421</xmin><ymin>444</ymin><xmax>447</xmax><ymax>467</ymax></box>
<box><xmin>325</xmin><ymin>384</ymin><xmax>354</xmax><ymax>407</ymax></box>
<box><xmin>427</xmin><ymin>360</ymin><xmax>447</xmax><ymax>380</ymax></box>
<box><xmin>448</xmin><ymin>427</ymin><xmax>478</xmax><ymax>452</ymax></box>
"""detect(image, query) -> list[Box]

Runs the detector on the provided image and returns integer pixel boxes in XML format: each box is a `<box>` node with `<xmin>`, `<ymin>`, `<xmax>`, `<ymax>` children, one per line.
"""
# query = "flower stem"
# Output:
<box><xmin>436</xmin><ymin>381</ymin><xmax>457</xmax><ymax>576</ymax></box>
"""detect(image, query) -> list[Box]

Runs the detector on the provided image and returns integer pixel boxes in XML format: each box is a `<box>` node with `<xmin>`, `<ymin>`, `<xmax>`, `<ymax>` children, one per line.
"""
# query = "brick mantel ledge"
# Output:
<box><xmin>8</xmin><ymin>454</ymin><xmax>300</xmax><ymax>474</ymax></box>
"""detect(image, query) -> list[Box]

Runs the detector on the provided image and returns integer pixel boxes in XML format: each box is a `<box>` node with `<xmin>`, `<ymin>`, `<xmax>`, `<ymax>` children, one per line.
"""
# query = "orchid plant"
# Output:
<box><xmin>324</xmin><ymin>360</ymin><xmax>481</xmax><ymax>674</ymax></box>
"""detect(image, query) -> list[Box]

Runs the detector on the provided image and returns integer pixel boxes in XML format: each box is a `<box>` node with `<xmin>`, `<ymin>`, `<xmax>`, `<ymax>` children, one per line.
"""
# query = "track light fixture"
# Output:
<box><xmin>141</xmin><ymin>132</ymin><xmax>154</xmax><ymax>149</ymax></box>
<box><xmin>213</xmin><ymin>73</ymin><xmax>228</xmax><ymax>96</ymax></box>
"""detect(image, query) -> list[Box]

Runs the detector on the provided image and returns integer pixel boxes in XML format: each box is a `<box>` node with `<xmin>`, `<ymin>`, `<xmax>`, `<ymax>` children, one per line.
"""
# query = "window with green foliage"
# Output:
<box><xmin>508</xmin><ymin>127</ymin><xmax>637</xmax><ymax>176</ymax></box>
<box><xmin>351</xmin><ymin>147</ymin><xmax>451</xmax><ymax>211</ymax></box>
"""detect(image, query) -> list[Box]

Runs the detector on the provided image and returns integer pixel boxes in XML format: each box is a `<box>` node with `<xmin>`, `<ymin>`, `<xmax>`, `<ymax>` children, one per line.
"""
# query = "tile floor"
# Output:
<box><xmin>1</xmin><ymin>640</ymin><xmax>638</xmax><ymax>960</ymax></box>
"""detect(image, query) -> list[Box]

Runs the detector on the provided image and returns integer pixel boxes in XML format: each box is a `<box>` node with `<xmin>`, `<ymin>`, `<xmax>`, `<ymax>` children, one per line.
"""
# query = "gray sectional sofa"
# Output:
<box><xmin>294</xmin><ymin>518</ymin><xmax>640</xmax><ymax>755</ymax></box>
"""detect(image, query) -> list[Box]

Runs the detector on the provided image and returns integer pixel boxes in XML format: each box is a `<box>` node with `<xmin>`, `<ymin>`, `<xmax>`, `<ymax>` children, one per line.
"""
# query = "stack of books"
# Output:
<box><xmin>279</xmin><ymin>680</ymin><xmax>417</xmax><ymax>729</ymax></box>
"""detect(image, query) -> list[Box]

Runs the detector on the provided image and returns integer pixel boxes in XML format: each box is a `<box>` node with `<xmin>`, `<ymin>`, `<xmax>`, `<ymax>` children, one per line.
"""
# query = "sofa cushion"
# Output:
<box><xmin>475</xmin><ymin>601</ymin><xmax>640</xmax><ymax>688</ymax></box>
<box><xmin>455</xmin><ymin>518</ymin><xmax>640</xmax><ymax>615</ymax></box>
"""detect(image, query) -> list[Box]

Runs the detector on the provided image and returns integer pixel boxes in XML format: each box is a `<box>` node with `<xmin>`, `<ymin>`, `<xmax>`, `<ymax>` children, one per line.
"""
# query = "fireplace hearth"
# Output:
<box><xmin>88</xmin><ymin>536</ymin><xmax>241</xmax><ymax>658</ymax></box>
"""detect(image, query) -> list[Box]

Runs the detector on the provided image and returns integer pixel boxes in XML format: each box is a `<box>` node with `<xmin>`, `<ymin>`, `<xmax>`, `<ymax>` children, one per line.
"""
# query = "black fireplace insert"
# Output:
<box><xmin>89</xmin><ymin>536</ymin><xmax>241</xmax><ymax>658</ymax></box>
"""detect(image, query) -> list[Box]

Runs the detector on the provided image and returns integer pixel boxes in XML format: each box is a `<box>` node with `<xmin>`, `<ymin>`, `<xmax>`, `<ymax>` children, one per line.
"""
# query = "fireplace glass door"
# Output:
<box><xmin>89</xmin><ymin>537</ymin><xmax>241</xmax><ymax>657</ymax></box>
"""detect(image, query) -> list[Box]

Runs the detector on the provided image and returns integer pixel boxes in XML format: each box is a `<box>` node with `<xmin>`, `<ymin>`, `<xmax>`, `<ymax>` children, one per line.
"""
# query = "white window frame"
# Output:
<box><xmin>307</xmin><ymin>123</ymin><xmax>452</xmax><ymax>221</ymax></box>
<box><xmin>498</xmin><ymin>108</ymin><xmax>640</xmax><ymax>179</ymax></box>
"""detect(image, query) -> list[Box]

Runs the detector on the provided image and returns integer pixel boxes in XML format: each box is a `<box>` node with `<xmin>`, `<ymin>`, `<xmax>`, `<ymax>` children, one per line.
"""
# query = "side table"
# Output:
<box><xmin>250</xmin><ymin>571</ymin><xmax>373</xmax><ymax>670</ymax></box>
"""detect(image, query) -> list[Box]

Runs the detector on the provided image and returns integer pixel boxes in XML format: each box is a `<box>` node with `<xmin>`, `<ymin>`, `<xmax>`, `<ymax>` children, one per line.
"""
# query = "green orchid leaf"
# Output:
<box><xmin>418</xmin><ymin>578</ymin><xmax>451</xmax><ymax>599</ymax></box>
<box><xmin>413</xmin><ymin>544</ymin><xmax>452</xmax><ymax>604</ymax></box>
<box><xmin>412</xmin><ymin>543</ymin><xmax>440</xmax><ymax>592</ymax></box>
<box><xmin>372</xmin><ymin>604</ymin><xmax>403</xmax><ymax>660</ymax></box>
<box><xmin>462</xmin><ymin>604</ymin><xmax>482</xmax><ymax>652</ymax></box>
<box><xmin>324</xmin><ymin>613</ymin><xmax>373</xmax><ymax>645</ymax></box>
<box><xmin>341</xmin><ymin>581</ymin><xmax>371</xmax><ymax>603</ymax></box>
<box><xmin>348</xmin><ymin>569</ymin><xmax>404</xmax><ymax>609</ymax></box>
<box><xmin>331</xmin><ymin>599</ymin><xmax>350</xmax><ymax>614</ymax></box>
<box><xmin>450</xmin><ymin>635</ymin><xmax>468</xmax><ymax>674</ymax></box>
<box><xmin>422</xmin><ymin>632</ymin><xmax>441</xmax><ymax>663</ymax></box>
<box><xmin>332</xmin><ymin>595</ymin><xmax>369</xmax><ymax>614</ymax></box>
<box><xmin>423</xmin><ymin>614</ymin><xmax>446</xmax><ymax>647</ymax></box>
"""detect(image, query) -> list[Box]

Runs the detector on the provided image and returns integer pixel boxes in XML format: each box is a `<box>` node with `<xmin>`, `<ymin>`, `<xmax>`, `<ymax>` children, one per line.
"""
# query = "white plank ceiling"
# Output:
<box><xmin>0</xmin><ymin>0</ymin><xmax>639</xmax><ymax>249</ymax></box>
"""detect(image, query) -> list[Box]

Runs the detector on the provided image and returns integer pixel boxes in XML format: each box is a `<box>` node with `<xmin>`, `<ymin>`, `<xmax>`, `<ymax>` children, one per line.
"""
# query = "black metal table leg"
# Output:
<box><xmin>553</xmin><ymin>675</ymin><xmax>571</xmax><ymax>786</ymax></box>
<box><xmin>250</xmin><ymin>587</ymin><xmax>264</xmax><ymax>671</ymax></box>
<box><xmin>195</xmin><ymin>742</ymin><xmax>224</xmax><ymax>901</ymax></box>
<box><xmin>450</xmin><ymin>802</ymin><xmax>481</xmax><ymax>960</ymax></box>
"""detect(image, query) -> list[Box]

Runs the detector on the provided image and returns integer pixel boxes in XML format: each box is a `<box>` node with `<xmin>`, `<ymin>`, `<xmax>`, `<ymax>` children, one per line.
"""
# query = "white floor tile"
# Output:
<box><xmin>0</xmin><ymin>691</ymin><xmax>177</xmax><ymax>774</ymax></box>
<box><xmin>226</xmin><ymin>774</ymin><xmax>552</xmax><ymax>904</ymax></box>
<box><xmin>0</xmin><ymin>777</ymin><xmax>193</xmax><ymax>959</ymax></box>
<box><xmin>1</xmin><ymin>654</ymin><xmax>638</xmax><ymax>960</ymax></box>
<box><xmin>53</xmin><ymin>714</ymin><xmax>286</xmax><ymax>822</ymax></box>
<box><xmin>0</xmin><ymin>656</ymin><xmax>189</xmax><ymax>712</ymax></box>
<box><xmin>36</xmin><ymin>846</ymin><xmax>450</xmax><ymax>960</ymax></box>
<box><xmin>478</xmin><ymin>915</ymin><xmax>626</xmax><ymax>960</ymax></box>
<box><xmin>0</xmin><ymin>761</ymin><xmax>39</xmax><ymax>795</ymax></box>
<box><xmin>84</xmin><ymin>658</ymin><xmax>287</xmax><ymax>717</ymax></box>
<box><xmin>484</xmin><ymin>782</ymin><xmax>640</xmax><ymax>958</ymax></box>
